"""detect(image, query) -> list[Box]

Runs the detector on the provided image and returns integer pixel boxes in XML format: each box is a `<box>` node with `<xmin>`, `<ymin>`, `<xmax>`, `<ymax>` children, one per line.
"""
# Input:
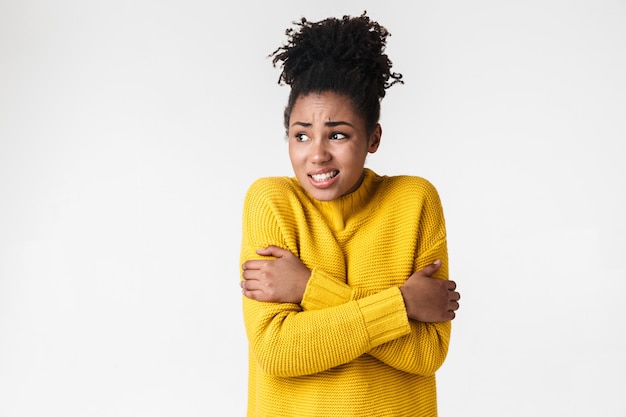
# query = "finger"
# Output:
<box><xmin>449</xmin><ymin>300</ymin><xmax>460</xmax><ymax>311</ymax></box>
<box><xmin>447</xmin><ymin>280</ymin><xmax>457</xmax><ymax>290</ymax></box>
<box><xmin>256</xmin><ymin>245</ymin><xmax>288</xmax><ymax>258</ymax></box>
<box><xmin>418</xmin><ymin>259</ymin><xmax>442</xmax><ymax>277</ymax></box>
<box><xmin>450</xmin><ymin>291</ymin><xmax>461</xmax><ymax>301</ymax></box>
<box><xmin>242</xmin><ymin>259</ymin><xmax>268</xmax><ymax>271</ymax></box>
<box><xmin>240</xmin><ymin>280</ymin><xmax>257</xmax><ymax>290</ymax></box>
<box><xmin>243</xmin><ymin>290</ymin><xmax>270</xmax><ymax>302</ymax></box>
<box><xmin>241</xmin><ymin>287</ymin><xmax>259</xmax><ymax>300</ymax></box>
<box><xmin>241</xmin><ymin>279</ymin><xmax>264</xmax><ymax>293</ymax></box>
<box><xmin>242</xmin><ymin>268</ymin><xmax>263</xmax><ymax>281</ymax></box>
<box><xmin>433</xmin><ymin>310</ymin><xmax>456</xmax><ymax>323</ymax></box>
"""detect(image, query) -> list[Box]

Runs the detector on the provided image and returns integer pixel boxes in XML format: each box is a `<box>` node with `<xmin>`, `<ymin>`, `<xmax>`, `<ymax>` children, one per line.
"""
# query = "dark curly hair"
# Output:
<box><xmin>270</xmin><ymin>11</ymin><xmax>403</xmax><ymax>135</ymax></box>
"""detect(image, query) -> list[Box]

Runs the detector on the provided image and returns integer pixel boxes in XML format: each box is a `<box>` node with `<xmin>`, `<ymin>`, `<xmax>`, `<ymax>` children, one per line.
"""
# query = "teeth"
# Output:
<box><xmin>311</xmin><ymin>171</ymin><xmax>337</xmax><ymax>181</ymax></box>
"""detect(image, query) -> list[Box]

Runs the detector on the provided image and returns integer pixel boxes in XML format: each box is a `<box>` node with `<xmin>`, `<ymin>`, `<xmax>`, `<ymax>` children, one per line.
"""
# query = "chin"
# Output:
<box><xmin>308</xmin><ymin>189</ymin><xmax>339</xmax><ymax>202</ymax></box>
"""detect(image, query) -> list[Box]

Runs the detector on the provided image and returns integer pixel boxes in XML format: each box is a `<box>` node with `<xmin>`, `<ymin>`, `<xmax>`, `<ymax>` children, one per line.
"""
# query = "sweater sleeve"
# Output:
<box><xmin>241</xmin><ymin>179</ymin><xmax>412</xmax><ymax>377</ymax></box>
<box><xmin>366</xmin><ymin>243</ymin><xmax>451</xmax><ymax>376</ymax></box>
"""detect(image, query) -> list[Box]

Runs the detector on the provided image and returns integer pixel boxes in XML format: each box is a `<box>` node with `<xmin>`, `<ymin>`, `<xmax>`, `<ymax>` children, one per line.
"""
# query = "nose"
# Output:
<box><xmin>310</xmin><ymin>139</ymin><xmax>331</xmax><ymax>164</ymax></box>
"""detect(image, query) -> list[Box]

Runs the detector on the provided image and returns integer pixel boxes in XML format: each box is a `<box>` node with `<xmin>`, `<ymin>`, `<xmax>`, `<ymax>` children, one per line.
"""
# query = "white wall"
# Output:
<box><xmin>1</xmin><ymin>1</ymin><xmax>624</xmax><ymax>416</ymax></box>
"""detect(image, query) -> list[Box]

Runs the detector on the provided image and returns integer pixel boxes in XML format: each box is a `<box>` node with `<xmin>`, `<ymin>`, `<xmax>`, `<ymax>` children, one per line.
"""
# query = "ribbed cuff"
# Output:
<box><xmin>357</xmin><ymin>287</ymin><xmax>411</xmax><ymax>348</ymax></box>
<box><xmin>301</xmin><ymin>268</ymin><xmax>352</xmax><ymax>311</ymax></box>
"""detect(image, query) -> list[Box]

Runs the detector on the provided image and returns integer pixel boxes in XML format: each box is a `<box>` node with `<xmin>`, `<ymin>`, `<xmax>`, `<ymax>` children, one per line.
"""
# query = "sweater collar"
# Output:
<box><xmin>305</xmin><ymin>168</ymin><xmax>380</xmax><ymax>231</ymax></box>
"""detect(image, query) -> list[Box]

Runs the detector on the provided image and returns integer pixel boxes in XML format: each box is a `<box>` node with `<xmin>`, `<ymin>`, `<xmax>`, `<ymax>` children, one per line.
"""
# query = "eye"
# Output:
<box><xmin>330</xmin><ymin>132</ymin><xmax>347</xmax><ymax>140</ymax></box>
<box><xmin>295</xmin><ymin>133</ymin><xmax>310</xmax><ymax>142</ymax></box>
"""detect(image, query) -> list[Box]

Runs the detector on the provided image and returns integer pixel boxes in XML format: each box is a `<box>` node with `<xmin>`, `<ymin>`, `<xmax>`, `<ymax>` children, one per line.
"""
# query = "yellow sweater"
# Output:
<box><xmin>240</xmin><ymin>168</ymin><xmax>451</xmax><ymax>417</ymax></box>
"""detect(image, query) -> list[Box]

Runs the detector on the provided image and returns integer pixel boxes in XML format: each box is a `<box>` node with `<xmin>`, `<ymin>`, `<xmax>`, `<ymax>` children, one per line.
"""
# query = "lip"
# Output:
<box><xmin>308</xmin><ymin>169</ymin><xmax>339</xmax><ymax>189</ymax></box>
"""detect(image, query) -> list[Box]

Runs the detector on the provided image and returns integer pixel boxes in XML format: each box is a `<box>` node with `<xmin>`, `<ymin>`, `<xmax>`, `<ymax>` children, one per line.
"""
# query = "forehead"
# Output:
<box><xmin>290</xmin><ymin>91</ymin><xmax>360</xmax><ymax>122</ymax></box>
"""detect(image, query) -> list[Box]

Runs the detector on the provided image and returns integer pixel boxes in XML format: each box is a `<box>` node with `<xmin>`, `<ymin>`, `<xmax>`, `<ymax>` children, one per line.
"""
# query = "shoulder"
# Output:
<box><xmin>380</xmin><ymin>174</ymin><xmax>441</xmax><ymax>203</ymax></box>
<box><xmin>377</xmin><ymin>175</ymin><xmax>446</xmax><ymax>228</ymax></box>
<box><xmin>245</xmin><ymin>176</ymin><xmax>296</xmax><ymax>197</ymax></box>
<box><xmin>243</xmin><ymin>176</ymin><xmax>305</xmax><ymax>209</ymax></box>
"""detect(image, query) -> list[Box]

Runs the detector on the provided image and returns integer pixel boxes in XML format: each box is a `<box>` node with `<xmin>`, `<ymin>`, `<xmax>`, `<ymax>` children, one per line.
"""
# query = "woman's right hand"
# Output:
<box><xmin>241</xmin><ymin>246</ymin><xmax>311</xmax><ymax>303</ymax></box>
<box><xmin>399</xmin><ymin>260</ymin><xmax>460</xmax><ymax>322</ymax></box>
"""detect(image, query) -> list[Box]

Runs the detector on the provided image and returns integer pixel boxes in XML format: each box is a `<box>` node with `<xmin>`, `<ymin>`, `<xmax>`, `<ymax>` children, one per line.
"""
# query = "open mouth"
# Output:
<box><xmin>309</xmin><ymin>170</ymin><xmax>339</xmax><ymax>182</ymax></box>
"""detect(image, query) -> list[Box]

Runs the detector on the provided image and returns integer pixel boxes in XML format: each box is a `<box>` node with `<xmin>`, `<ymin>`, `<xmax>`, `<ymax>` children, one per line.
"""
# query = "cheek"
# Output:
<box><xmin>289</xmin><ymin>141</ymin><xmax>307</xmax><ymax>156</ymax></box>
<box><xmin>288</xmin><ymin>146</ymin><xmax>302</xmax><ymax>168</ymax></box>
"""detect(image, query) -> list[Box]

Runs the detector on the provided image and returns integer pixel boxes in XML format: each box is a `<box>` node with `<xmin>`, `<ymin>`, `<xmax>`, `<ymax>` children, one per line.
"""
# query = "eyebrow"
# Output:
<box><xmin>290</xmin><ymin>121</ymin><xmax>355</xmax><ymax>128</ymax></box>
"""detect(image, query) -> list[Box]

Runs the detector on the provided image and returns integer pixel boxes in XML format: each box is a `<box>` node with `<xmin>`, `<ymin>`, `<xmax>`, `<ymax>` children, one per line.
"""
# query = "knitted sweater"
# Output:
<box><xmin>240</xmin><ymin>168</ymin><xmax>451</xmax><ymax>417</ymax></box>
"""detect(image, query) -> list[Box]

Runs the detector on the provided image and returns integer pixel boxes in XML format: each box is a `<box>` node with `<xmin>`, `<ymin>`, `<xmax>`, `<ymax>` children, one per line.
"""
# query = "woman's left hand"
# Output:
<box><xmin>241</xmin><ymin>246</ymin><xmax>311</xmax><ymax>303</ymax></box>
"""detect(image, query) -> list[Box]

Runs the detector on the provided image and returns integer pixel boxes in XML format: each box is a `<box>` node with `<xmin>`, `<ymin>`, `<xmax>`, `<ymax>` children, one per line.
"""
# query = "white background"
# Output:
<box><xmin>1</xmin><ymin>1</ymin><xmax>625</xmax><ymax>416</ymax></box>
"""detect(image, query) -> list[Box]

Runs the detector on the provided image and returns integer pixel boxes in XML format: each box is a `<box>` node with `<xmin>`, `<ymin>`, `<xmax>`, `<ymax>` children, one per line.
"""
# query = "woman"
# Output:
<box><xmin>240</xmin><ymin>12</ymin><xmax>460</xmax><ymax>416</ymax></box>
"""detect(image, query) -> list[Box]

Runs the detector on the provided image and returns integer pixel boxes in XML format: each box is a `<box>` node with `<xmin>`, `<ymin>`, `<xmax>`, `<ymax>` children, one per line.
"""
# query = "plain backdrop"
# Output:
<box><xmin>1</xmin><ymin>0</ymin><xmax>625</xmax><ymax>416</ymax></box>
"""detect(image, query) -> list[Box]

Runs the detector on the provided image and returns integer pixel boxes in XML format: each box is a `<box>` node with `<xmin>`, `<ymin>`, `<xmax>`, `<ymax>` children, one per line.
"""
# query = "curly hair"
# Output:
<box><xmin>270</xmin><ymin>11</ymin><xmax>403</xmax><ymax>135</ymax></box>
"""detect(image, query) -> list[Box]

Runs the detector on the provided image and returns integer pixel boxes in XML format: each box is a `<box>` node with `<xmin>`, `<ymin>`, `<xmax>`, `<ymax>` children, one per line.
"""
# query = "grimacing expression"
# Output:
<box><xmin>288</xmin><ymin>91</ymin><xmax>381</xmax><ymax>201</ymax></box>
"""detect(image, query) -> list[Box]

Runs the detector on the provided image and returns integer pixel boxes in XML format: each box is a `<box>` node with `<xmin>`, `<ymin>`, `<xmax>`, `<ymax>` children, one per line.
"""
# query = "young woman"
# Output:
<box><xmin>239</xmin><ymin>12</ymin><xmax>460</xmax><ymax>416</ymax></box>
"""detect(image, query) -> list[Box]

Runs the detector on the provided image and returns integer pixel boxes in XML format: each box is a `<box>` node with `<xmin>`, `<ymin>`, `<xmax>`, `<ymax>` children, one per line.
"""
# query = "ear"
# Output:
<box><xmin>368</xmin><ymin>124</ymin><xmax>382</xmax><ymax>153</ymax></box>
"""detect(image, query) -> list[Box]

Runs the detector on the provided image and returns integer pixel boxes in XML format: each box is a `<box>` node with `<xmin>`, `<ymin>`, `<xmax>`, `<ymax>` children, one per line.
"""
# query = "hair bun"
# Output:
<box><xmin>271</xmin><ymin>11</ymin><xmax>403</xmax><ymax>98</ymax></box>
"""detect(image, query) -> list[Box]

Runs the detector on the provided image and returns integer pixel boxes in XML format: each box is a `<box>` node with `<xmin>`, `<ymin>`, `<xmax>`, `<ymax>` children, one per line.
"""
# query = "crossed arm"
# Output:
<box><xmin>241</xmin><ymin>245</ymin><xmax>460</xmax><ymax>323</ymax></box>
<box><xmin>241</xmin><ymin>245</ymin><xmax>460</xmax><ymax>376</ymax></box>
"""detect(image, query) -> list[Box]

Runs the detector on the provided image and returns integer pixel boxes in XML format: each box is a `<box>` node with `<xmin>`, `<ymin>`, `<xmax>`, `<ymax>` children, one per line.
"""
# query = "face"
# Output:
<box><xmin>288</xmin><ymin>91</ymin><xmax>381</xmax><ymax>201</ymax></box>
